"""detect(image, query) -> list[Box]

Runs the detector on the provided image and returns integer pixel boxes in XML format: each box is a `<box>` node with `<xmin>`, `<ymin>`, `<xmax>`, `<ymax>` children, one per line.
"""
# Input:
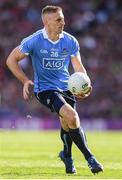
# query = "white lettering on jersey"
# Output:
<box><xmin>50</xmin><ymin>51</ymin><xmax>58</xmax><ymax>57</ymax></box>
<box><xmin>40</xmin><ymin>49</ymin><xmax>48</xmax><ymax>54</ymax></box>
<box><xmin>43</xmin><ymin>58</ymin><xmax>65</xmax><ymax>70</ymax></box>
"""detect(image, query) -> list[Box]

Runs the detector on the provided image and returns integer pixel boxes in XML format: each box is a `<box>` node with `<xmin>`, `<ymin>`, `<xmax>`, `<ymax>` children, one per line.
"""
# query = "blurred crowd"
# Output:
<box><xmin>0</xmin><ymin>0</ymin><xmax>122</xmax><ymax>120</ymax></box>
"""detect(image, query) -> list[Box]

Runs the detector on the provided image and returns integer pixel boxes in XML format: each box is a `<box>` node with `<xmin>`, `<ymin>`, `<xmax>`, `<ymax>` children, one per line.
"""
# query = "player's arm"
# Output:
<box><xmin>71</xmin><ymin>53</ymin><xmax>87</xmax><ymax>74</ymax></box>
<box><xmin>71</xmin><ymin>54</ymin><xmax>92</xmax><ymax>98</ymax></box>
<box><xmin>6</xmin><ymin>47</ymin><xmax>34</xmax><ymax>100</ymax></box>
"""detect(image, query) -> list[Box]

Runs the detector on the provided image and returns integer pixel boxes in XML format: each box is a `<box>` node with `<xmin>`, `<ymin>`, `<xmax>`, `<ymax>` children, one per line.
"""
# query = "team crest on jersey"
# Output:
<box><xmin>61</xmin><ymin>48</ymin><xmax>68</xmax><ymax>55</ymax></box>
<box><xmin>60</xmin><ymin>48</ymin><xmax>69</xmax><ymax>57</ymax></box>
<box><xmin>43</xmin><ymin>58</ymin><xmax>65</xmax><ymax>70</ymax></box>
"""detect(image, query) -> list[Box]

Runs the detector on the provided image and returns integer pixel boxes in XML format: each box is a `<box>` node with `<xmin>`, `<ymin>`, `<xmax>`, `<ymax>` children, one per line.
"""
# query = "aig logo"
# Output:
<box><xmin>43</xmin><ymin>58</ymin><xmax>64</xmax><ymax>70</ymax></box>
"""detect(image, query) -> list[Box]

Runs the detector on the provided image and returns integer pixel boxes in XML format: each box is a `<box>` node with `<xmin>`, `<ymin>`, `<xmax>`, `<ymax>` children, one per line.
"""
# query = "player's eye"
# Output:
<box><xmin>56</xmin><ymin>18</ymin><xmax>62</xmax><ymax>22</ymax></box>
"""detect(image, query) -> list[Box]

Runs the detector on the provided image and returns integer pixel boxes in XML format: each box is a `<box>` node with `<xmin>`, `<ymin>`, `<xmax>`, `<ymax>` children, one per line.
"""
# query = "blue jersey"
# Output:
<box><xmin>19</xmin><ymin>28</ymin><xmax>80</xmax><ymax>93</ymax></box>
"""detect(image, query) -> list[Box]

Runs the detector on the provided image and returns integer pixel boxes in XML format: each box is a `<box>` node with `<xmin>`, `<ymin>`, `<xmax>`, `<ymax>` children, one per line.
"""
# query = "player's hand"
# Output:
<box><xmin>74</xmin><ymin>86</ymin><xmax>92</xmax><ymax>99</ymax></box>
<box><xmin>23</xmin><ymin>80</ymin><xmax>34</xmax><ymax>100</ymax></box>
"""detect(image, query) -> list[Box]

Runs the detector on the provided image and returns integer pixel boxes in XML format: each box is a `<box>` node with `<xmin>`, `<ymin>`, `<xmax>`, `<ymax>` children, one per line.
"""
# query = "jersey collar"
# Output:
<box><xmin>42</xmin><ymin>28</ymin><xmax>64</xmax><ymax>44</ymax></box>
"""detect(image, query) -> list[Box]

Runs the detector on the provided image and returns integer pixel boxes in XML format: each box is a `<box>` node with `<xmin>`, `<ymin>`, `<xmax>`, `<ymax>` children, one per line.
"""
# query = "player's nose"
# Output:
<box><xmin>61</xmin><ymin>19</ymin><xmax>65</xmax><ymax>26</ymax></box>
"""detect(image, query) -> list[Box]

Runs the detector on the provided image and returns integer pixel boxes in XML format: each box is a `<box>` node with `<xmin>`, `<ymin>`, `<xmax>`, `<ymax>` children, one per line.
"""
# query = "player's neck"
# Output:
<box><xmin>45</xmin><ymin>28</ymin><xmax>60</xmax><ymax>42</ymax></box>
<box><xmin>47</xmin><ymin>33</ymin><xmax>59</xmax><ymax>42</ymax></box>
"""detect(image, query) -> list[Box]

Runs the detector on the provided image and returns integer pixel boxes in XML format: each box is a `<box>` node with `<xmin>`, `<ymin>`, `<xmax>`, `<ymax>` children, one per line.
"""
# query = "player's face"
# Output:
<box><xmin>47</xmin><ymin>10</ymin><xmax>65</xmax><ymax>34</ymax></box>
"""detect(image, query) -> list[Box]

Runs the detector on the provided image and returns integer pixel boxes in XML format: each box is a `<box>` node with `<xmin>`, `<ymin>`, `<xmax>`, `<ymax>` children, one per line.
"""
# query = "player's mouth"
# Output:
<box><xmin>58</xmin><ymin>26</ymin><xmax>64</xmax><ymax>31</ymax></box>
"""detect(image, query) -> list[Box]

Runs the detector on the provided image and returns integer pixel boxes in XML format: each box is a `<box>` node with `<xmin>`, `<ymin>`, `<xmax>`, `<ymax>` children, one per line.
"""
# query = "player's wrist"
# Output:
<box><xmin>22</xmin><ymin>78</ymin><xmax>30</xmax><ymax>85</ymax></box>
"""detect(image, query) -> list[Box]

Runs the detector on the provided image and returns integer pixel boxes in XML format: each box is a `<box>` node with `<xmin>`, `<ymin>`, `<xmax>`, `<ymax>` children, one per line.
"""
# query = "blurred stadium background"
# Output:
<box><xmin>0</xmin><ymin>0</ymin><xmax>122</xmax><ymax>131</ymax></box>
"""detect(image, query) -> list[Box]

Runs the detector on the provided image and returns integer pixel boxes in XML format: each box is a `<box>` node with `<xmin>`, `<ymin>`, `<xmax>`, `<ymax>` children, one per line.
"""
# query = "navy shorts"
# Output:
<box><xmin>35</xmin><ymin>90</ymin><xmax>76</xmax><ymax>114</ymax></box>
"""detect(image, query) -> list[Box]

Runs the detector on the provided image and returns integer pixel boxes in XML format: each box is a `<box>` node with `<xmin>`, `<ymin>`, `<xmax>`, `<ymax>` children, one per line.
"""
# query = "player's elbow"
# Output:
<box><xmin>6</xmin><ymin>54</ymin><xmax>17</xmax><ymax>71</ymax></box>
<box><xmin>6</xmin><ymin>48</ymin><xmax>19</xmax><ymax>67</ymax></box>
<box><xmin>6</xmin><ymin>55</ymin><xmax>12</xmax><ymax>68</ymax></box>
<box><xmin>6</xmin><ymin>56</ymin><xmax>10</xmax><ymax>67</ymax></box>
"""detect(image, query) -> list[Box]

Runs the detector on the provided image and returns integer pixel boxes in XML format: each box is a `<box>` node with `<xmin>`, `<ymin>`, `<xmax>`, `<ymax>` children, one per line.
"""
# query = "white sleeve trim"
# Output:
<box><xmin>70</xmin><ymin>51</ymin><xmax>80</xmax><ymax>57</ymax></box>
<box><xmin>24</xmin><ymin>52</ymin><xmax>29</xmax><ymax>55</ymax></box>
<box><xmin>18</xmin><ymin>46</ymin><xmax>29</xmax><ymax>55</ymax></box>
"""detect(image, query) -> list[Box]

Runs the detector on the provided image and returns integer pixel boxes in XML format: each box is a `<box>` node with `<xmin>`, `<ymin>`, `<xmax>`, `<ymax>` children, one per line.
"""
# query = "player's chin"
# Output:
<box><xmin>58</xmin><ymin>27</ymin><xmax>64</xmax><ymax>33</ymax></box>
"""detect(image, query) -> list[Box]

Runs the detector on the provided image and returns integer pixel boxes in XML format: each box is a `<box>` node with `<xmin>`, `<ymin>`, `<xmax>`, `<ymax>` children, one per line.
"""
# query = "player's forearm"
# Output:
<box><xmin>74</xmin><ymin>64</ymin><xmax>87</xmax><ymax>74</ymax></box>
<box><xmin>71</xmin><ymin>55</ymin><xmax>87</xmax><ymax>74</ymax></box>
<box><xmin>73</xmin><ymin>61</ymin><xmax>87</xmax><ymax>75</ymax></box>
<box><xmin>6</xmin><ymin>57</ymin><xmax>29</xmax><ymax>84</ymax></box>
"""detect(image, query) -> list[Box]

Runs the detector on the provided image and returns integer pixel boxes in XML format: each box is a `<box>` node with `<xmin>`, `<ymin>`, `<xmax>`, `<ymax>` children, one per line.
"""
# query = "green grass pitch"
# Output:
<box><xmin>0</xmin><ymin>130</ymin><xmax>122</xmax><ymax>179</ymax></box>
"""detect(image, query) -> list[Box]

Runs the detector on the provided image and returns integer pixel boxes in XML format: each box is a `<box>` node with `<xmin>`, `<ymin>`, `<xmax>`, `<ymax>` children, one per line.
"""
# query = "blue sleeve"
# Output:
<box><xmin>70</xmin><ymin>37</ymin><xmax>80</xmax><ymax>57</ymax></box>
<box><xmin>18</xmin><ymin>37</ymin><xmax>33</xmax><ymax>55</ymax></box>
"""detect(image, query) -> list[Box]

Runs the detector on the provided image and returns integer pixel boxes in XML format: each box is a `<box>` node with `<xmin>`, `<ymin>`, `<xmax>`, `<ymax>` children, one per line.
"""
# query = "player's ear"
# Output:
<box><xmin>42</xmin><ymin>14</ymin><xmax>48</xmax><ymax>26</ymax></box>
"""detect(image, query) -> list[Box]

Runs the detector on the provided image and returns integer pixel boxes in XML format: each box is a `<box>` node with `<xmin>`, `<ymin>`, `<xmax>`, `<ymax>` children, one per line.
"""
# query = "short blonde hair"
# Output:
<box><xmin>42</xmin><ymin>5</ymin><xmax>62</xmax><ymax>15</ymax></box>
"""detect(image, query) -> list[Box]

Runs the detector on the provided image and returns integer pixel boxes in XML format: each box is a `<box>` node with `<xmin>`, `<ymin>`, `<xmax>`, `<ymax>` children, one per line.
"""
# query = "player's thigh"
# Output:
<box><xmin>59</xmin><ymin>103</ymin><xmax>75</xmax><ymax>119</ymax></box>
<box><xmin>63</xmin><ymin>90</ymin><xmax>76</xmax><ymax>109</ymax></box>
<box><xmin>59</xmin><ymin>103</ymin><xmax>76</xmax><ymax>131</ymax></box>
<box><xmin>59</xmin><ymin>90</ymin><xmax>76</xmax><ymax>131</ymax></box>
<box><xmin>59</xmin><ymin>103</ymin><xmax>80</xmax><ymax>128</ymax></box>
<box><xmin>35</xmin><ymin>90</ymin><xmax>66</xmax><ymax>114</ymax></box>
